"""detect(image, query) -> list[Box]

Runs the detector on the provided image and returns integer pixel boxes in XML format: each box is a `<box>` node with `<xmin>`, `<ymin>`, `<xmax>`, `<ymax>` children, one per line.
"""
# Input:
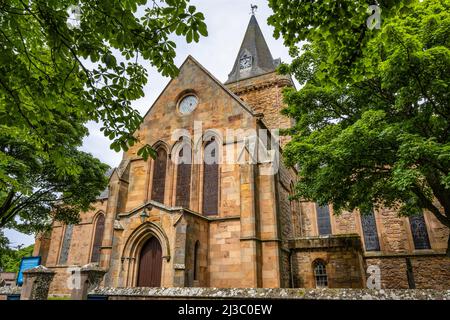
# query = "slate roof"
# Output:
<box><xmin>96</xmin><ymin>168</ymin><xmax>114</xmax><ymax>200</ymax></box>
<box><xmin>225</xmin><ymin>15</ymin><xmax>279</xmax><ymax>84</ymax></box>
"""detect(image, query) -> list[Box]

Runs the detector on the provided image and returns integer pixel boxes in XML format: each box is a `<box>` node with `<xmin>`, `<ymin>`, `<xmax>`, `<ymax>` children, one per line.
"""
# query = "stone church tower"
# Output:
<box><xmin>34</xmin><ymin>15</ymin><xmax>449</xmax><ymax>295</ymax></box>
<box><xmin>225</xmin><ymin>15</ymin><xmax>293</xmax><ymax>142</ymax></box>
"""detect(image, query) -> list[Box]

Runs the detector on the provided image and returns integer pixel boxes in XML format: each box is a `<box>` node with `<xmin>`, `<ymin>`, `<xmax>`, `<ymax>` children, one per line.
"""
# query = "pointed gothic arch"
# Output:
<box><xmin>193</xmin><ymin>129</ymin><xmax>223</xmax><ymax>158</ymax></box>
<box><xmin>137</xmin><ymin>236</ymin><xmax>162</xmax><ymax>287</ymax></box>
<box><xmin>172</xmin><ymin>138</ymin><xmax>193</xmax><ymax>209</ymax></box>
<box><xmin>150</xmin><ymin>146</ymin><xmax>168</xmax><ymax>204</ymax></box>
<box><xmin>120</xmin><ymin>222</ymin><xmax>171</xmax><ymax>287</ymax></box>
<box><xmin>90</xmin><ymin>212</ymin><xmax>105</xmax><ymax>263</ymax></box>
<box><xmin>202</xmin><ymin>138</ymin><xmax>220</xmax><ymax>216</ymax></box>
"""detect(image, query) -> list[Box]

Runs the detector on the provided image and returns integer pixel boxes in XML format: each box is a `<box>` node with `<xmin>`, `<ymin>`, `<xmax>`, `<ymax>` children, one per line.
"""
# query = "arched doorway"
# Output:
<box><xmin>137</xmin><ymin>237</ymin><xmax>162</xmax><ymax>287</ymax></box>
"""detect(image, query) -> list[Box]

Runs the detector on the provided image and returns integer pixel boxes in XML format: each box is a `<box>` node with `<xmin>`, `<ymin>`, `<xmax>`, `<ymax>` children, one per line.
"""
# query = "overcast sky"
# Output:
<box><xmin>5</xmin><ymin>0</ymin><xmax>293</xmax><ymax>248</ymax></box>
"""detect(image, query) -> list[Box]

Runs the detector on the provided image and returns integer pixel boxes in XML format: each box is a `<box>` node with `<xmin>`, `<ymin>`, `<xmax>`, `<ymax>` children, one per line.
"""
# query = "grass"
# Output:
<box><xmin>47</xmin><ymin>295</ymin><xmax>71</xmax><ymax>300</ymax></box>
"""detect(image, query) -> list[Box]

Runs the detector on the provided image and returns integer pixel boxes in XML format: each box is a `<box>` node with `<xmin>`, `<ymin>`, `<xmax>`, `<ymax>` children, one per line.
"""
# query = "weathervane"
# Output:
<box><xmin>250</xmin><ymin>4</ymin><xmax>258</xmax><ymax>15</ymax></box>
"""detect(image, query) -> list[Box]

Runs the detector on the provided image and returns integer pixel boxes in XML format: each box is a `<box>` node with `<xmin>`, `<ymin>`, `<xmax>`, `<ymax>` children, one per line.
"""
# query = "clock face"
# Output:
<box><xmin>240</xmin><ymin>54</ymin><xmax>252</xmax><ymax>70</ymax></box>
<box><xmin>179</xmin><ymin>95</ymin><xmax>198</xmax><ymax>114</ymax></box>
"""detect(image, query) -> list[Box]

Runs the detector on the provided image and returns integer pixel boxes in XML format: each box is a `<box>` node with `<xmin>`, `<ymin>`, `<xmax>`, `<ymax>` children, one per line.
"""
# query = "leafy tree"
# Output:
<box><xmin>268</xmin><ymin>0</ymin><xmax>450</xmax><ymax>254</ymax></box>
<box><xmin>0</xmin><ymin>230</ymin><xmax>10</xmax><ymax>271</ymax></box>
<box><xmin>0</xmin><ymin>232</ymin><xmax>34</xmax><ymax>273</ymax></box>
<box><xmin>0</xmin><ymin>1</ymin><xmax>207</xmax><ymax>231</ymax></box>
<box><xmin>1</xmin><ymin>0</ymin><xmax>207</xmax><ymax>159</ymax></box>
<box><xmin>0</xmin><ymin>133</ymin><xmax>110</xmax><ymax>231</ymax></box>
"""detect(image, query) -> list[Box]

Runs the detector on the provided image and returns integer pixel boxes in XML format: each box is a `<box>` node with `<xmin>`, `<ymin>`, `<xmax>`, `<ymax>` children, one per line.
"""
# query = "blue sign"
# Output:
<box><xmin>16</xmin><ymin>256</ymin><xmax>41</xmax><ymax>286</ymax></box>
<box><xmin>87</xmin><ymin>295</ymin><xmax>108</xmax><ymax>300</ymax></box>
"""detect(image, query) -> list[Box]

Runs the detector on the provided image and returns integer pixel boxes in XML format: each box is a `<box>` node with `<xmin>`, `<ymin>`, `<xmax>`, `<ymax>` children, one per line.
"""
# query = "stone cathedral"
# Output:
<box><xmin>33</xmin><ymin>15</ymin><xmax>450</xmax><ymax>295</ymax></box>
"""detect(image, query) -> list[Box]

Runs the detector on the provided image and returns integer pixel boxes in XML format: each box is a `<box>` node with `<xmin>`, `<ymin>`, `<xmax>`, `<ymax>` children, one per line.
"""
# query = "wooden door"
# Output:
<box><xmin>137</xmin><ymin>237</ymin><xmax>162</xmax><ymax>287</ymax></box>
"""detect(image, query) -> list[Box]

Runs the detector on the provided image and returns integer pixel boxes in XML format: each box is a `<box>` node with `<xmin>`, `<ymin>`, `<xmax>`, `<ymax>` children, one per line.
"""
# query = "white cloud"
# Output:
<box><xmin>4</xmin><ymin>228</ymin><xmax>35</xmax><ymax>249</ymax></box>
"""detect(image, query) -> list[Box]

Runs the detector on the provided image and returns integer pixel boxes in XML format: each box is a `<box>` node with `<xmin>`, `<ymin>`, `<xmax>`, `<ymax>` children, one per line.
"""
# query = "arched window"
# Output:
<box><xmin>58</xmin><ymin>224</ymin><xmax>73</xmax><ymax>265</ymax></box>
<box><xmin>202</xmin><ymin>139</ymin><xmax>219</xmax><ymax>215</ymax></box>
<box><xmin>409</xmin><ymin>213</ymin><xmax>431</xmax><ymax>250</ymax></box>
<box><xmin>90</xmin><ymin>214</ymin><xmax>105</xmax><ymax>263</ymax></box>
<box><xmin>193</xmin><ymin>241</ymin><xmax>200</xmax><ymax>281</ymax></box>
<box><xmin>313</xmin><ymin>260</ymin><xmax>328</xmax><ymax>288</ymax></box>
<box><xmin>151</xmin><ymin>148</ymin><xmax>167</xmax><ymax>204</ymax></box>
<box><xmin>175</xmin><ymin>144</ymin><xmax>191</xmax><ymax>208</ymax></box>
<box><xmin>361</xmin><ymin>210</ymin><xmax>380</xmax><ymax>251</ymax></box>
<box><xmin>316</xmin><ymin>204</ymin><xmax>332</xmax><ymax>235</ymax></box>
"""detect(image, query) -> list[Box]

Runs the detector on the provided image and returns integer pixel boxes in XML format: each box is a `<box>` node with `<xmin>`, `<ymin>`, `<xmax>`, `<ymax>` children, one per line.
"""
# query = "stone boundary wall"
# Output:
<box><xmin>0</xmin><ymin>286</ymin><xmax>21</xmax><ymax>300</ymax></box>
<box><xmin>2</xmin><ymin>286</ymin><xmax>450</xmax><ymax>300</ymax></box>
<box><xmin>89</xmin><ymin>287</ymin><xmax>450</xmax><ymax>300</ymax></box>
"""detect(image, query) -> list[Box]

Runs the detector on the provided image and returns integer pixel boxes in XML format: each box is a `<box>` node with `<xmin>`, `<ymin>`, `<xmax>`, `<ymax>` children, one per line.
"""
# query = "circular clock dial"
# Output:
<box><xmin>240</xmin><ymin>54</ymin><xmax>252</xmax><ymax>70</ymax></box>
<box><xmin>179</xmin><ymin>95</ymin><xmax>198</xmax><ymax>114</ymax></box>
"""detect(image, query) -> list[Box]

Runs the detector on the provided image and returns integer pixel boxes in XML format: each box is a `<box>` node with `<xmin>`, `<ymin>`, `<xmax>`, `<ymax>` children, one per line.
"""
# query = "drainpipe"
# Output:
<box><xmin>406</xmin><ymin>257</ymin><xmax>416</xmax><ymax>289</ymax></box>
<box><xmin>289</xmin><ymin>249</ymin><xmax>295</xmax><ymax>288</ymax></box>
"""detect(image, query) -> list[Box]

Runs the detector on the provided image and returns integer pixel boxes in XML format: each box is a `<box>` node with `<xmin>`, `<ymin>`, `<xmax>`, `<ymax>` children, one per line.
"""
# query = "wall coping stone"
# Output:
<box><xmin>23</xmin><ymin>265</ymin><xmax>55</xmax><ymax>275</ymax></box>
<box><xmin>364</xmin><ymin>250</ymin><xmax>448</xmax><ymax>258</ymax></box>
<box><xmin>289</xmin><ymin>234</ymin><xmax>363</xmax><ymax>251</ymax></box>
<box><xmin>0</xmin><ymin>286</ymin><xmax>21</xmax><ymax>295</ymax></box>
<box><xmin>117</xmin><ymin>200</ymin><xmax>241</xmax><ymax>224</ymax></box>
<box><xmin>89</xmin><ymin>287</ymin><xmax>450</xmax><ymax>300</ymax></box>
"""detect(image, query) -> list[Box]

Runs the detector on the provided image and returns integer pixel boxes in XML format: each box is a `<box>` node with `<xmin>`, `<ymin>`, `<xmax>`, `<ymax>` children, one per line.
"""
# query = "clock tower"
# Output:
<box><xmin>225</xmin><ymin>14</ymin><xmax>294</xmax><ymax>141</ymax></box>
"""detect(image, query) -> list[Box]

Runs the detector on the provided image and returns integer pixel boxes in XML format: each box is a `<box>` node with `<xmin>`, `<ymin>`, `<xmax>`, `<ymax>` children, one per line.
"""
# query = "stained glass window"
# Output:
<box><xmin>151</xmin><ymin>148</ymin><xmax>167</xmax><ymax>204</ymax></box>
<box><xmin>409</xmin><ymin>214</ymin><xmax>431</xmax><ymax>250</ymax></box>
<box><xmin>175</xmin><ymin>145</ymin><xmax>191</xmax><ymax>208</ymax></box>
<box><xmin>90</xmin><ymin>214</ymin><xmax>105</xmax><ymax>263</ymax></box>
<box><xmin>316</xmin><ymin>204</ymin><xmax>332</xmax><ymax>235</ymax></box>
<box><xmin>59</xmin><ymin>224</ymin><xmax>73</xmax><ymax>265</ymax></box>
<box><xmin>202</xmin><ymin>140</ymin><xmax>219</xmax><ymax>215</ymax></box>
<box><xmin>361</xmin><ymin>210</ymin><xmax>380</xmax><ymax>251</ymax></box>
<box><xmin>314</xmin><ymin>260</ymin><xmax>328</xmax><ymax>288</ymax></box>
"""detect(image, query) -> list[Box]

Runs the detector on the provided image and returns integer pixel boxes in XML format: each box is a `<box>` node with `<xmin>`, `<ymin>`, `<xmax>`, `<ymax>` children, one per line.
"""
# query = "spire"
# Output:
<box><xmin>225</xmin><ymin>14</ymin><xmax>279</xmax><ymax>84</ymax></box>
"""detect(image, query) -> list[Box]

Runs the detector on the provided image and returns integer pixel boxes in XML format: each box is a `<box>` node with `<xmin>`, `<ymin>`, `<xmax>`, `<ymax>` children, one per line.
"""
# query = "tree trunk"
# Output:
<box><xmin>0</xmin><ymin>190</ymin><xmax>15</xmax><ymax>227</ymax></box>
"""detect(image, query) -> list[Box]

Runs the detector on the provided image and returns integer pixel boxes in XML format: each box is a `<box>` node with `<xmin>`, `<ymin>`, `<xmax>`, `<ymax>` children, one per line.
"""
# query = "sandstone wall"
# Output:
<box><xmin>365</xmin><ymin>255</ymin><xmax>450</xmax><ymax>289</ymax></box>
<box><xmin>226</xmin><ymin>71</ymin><xmax>293</xmax><ymax>140</ymax></box>
<box><xmin>290</xmin><ymin>236</ymin><xmax>365</xmax><ymax>289</ymax></box>
<box><xmin>120</xmin><ymin>57</ymin><xmax>258</xmax><ymax>220</ymax></box>
<box><xmin>208</xmin><ymin>219</ymin><xmax>242</xmax><ymax>287</ymax></box>
<box><xmin>32</xmin><ymin>232</ymin><xmax>52</xmax><ymax>266</ymax></box>
<box><xmin>184</xmin><ymin>214</ymin><xmax>210</xmax><ymax>287</ymax></box>
<box><xmin>298</xmin><ymin>202</ymin><xmax>449</xmax><ymax>255</ymax></box>
<box><xmin>276</xmin><ymin>162</ymin><xmax>298</xmax><ymax>288</ymax></box>
<box><xmin>47</xmin><ymin>267</ymin><xmax>72</xmax><ymax>295</ymax></box>
<box><xmin>43</xmin><ymin>200</ymin><xmax>107</xmax><ymax>269</ymax></box>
